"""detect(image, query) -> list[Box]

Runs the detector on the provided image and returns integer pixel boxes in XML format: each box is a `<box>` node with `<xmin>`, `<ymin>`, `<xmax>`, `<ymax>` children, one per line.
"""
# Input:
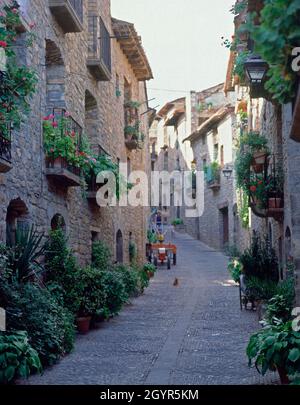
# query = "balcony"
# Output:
<box><xmin>87</xmin><ymin>16</ymin><xmax>112</xmax><ymax>81</ymax></box>
<box><xmin>124</xmin><ymin>103</ymin><xmax>144</xmax><ymax>150</ymax></box>
<box><xmin>205</xmin><ymin>164</ymin><xmax>221</xmax><ymax>191</ymax></box>
<box><xmin>44</xmin><ymin>108</ymin><xmax>82</xmax><ymax>188</ymax></box>
<box><xmin>49</xmin><ymin>0</ymin><xmax>83</xmax><ymax>33</ymax></box>
<box><xmin>0</xmin><ymin>133</ymin><xmax>12</xmax><ymax>173</ymax></box>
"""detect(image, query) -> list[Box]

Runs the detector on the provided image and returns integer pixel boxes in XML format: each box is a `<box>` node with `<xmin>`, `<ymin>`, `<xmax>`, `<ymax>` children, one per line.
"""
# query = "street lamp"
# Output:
<box><xmin>222</xmin><ymin>165</ymin><xmax>233</xmax><ymax>179</ymax></box>
<box><xmin>244</xmin><ymin>54</ymin><xmax>268</xmax><ymax>85</ymax></box>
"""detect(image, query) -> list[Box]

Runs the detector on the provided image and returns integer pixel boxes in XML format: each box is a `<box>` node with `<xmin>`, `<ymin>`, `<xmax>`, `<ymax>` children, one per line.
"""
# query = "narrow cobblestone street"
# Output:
<box><xmin>23</xmin><ymin>232</ymin><xmax>274</xmax><ymax>386</ymax></box>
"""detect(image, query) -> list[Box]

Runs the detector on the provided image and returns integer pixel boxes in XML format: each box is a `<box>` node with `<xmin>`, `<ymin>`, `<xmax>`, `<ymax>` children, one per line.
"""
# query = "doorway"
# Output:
<box><xmin>220</xmin><ymin>207</ymin><xmax>229</xmax><ymax>248</ymax></box>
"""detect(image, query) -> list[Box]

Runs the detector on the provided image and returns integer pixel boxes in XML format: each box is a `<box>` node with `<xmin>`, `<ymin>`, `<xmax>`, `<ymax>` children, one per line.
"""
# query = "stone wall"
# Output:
<box><xmin>0</xmin><ymin>0</ymin><xmax>150</xmax><ymax>265</ymax></box>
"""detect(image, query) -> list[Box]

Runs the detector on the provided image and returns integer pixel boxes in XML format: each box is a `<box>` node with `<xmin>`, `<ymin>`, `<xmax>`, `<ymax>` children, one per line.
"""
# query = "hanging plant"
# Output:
<box><xmin>0</xmin><ymin>2</ymin><xmax>37</xmax><ymax>138</ymax></box>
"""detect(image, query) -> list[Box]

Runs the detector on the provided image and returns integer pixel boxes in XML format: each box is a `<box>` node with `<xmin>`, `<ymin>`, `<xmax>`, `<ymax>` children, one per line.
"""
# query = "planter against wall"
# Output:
<box><xmin>252</xmin><ymin>150</ymin><xmax>268</xmax><ymax>166</ymax></box>
<box><xmin>76</xmin><ymin>316</ymin><xmax>91</xmax><ymax>334</ymax></box>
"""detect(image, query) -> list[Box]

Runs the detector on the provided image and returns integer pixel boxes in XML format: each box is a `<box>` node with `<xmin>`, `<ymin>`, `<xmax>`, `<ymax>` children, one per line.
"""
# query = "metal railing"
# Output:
<box><xmin>88</xmin><ymin>15</ymin><xmax>111</xmax><ymax>73</ymax></box>
<box><xmin>45</xmin><ymin>108</ymin><xmax>82</xmax><ymax>176</ymax></box>
<box><xmin>68</xmin><ymin>0</ymin><xmax>83</xmax><ymax>23</ymax></box>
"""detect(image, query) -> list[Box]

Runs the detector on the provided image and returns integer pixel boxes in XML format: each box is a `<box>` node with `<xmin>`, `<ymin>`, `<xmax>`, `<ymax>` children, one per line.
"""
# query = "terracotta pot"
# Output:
<box><xmin>251</xmin><ymin>163</ymin><xmax>264</xmax><ymax>174</ymax></box>
<box><xmin>148</xmin><ymin>271</ymin><xmax>154</xmax><ymax>278</ymax></box>
<box><xmin>76</xmin><ymin>316</ymin><xmax>91</xmax><ymax>334</ymax></box>
<box><xmin>268</xmin><ymin>198</ymin><xmax>283</xmax><ymax>209</ymax></box>
<box><xmin>52</xmin><ymin>156</ymin><xmax>67</xmax><ymax>169</ymax></box>
<box><xmin>237</xmin><ymin>100</ymin><xmax>248</xmax><ymax>113</ymax></box>
<box><xmin>277</xmin><ymin>367</ymin><xmax>290</xmax><ymax>385</ymax></box>
<box><xmin>252</xmin><ymin>151</ymin><xmax>267</xmax><ymax>165</ymax></box>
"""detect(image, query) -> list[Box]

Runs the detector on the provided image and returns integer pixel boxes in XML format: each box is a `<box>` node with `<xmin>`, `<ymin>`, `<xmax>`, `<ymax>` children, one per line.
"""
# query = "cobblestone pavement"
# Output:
<box><xmin>24</xmin><ymin>232</ymin><xmax>278</xmax><ymax>385</ymax></box>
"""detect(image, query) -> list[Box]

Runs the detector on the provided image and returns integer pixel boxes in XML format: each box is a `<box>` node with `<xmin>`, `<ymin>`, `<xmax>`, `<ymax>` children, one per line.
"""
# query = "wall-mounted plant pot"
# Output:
<box><xmin>268</xmin><ymin>197</ymin><xmax>283</xmax><ymax>209</ymax></box>
<box><xmin>251</xmin><ymin>163</ymin><xmax>264</xmax><ymax>174</ymax></box>
<box><xmin>252</xmin><ymin>151</ymin><xmax>268</xmax><ymax>165</ymax></box>
<box><xmin>148</xmin><ymin>271</ymin><xmax>154</xmax><ymax>279</ymax></box>
<box><xmin>237</xmin><ymin>100</ymin><xmax>248</xmax><ymax>113</ymax></box>
<box><xmin>76</xmin><ymin>316</ymin><xmax>91</xmax><ymax>334</ymax></box>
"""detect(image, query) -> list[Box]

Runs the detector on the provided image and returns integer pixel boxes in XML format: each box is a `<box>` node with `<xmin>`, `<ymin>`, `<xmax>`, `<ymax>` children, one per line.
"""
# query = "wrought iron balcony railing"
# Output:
<box><xmin>87</xmin><ymin>16</ymin><xmax>112</xmax><ymax>81</ymax></box>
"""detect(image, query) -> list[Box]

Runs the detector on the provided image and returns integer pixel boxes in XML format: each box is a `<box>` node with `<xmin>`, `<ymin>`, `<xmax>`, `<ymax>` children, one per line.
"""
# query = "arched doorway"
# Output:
<box><xmin>6</xmin><ymin>198</ymin><xmax>30</xmax><ymax>245</ymax></box>
<box><xmin>51</xmin><ymin>214</ymin><xmax>66</xmax><ymax>232</ymax></box>
<box><xmin>116</xmin><ymin>230</ymin><xmax>123</xmax><ymax>263</ymax></box>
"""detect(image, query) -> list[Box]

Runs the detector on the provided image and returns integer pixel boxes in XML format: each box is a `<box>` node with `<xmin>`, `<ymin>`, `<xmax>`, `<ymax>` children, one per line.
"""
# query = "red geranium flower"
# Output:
<box><xmin>250</xmin><ymin>185</ymin><xmax>257</xmax><ymax>193</ymax></box>
<box><xmin>43</xmin><ymin>116</ymin><xmax>49</xmax><ymax>121</ymax></box>
<box><xmin>0</xmin><ymin>41</ymin><xmax>8</xmax><ymax>48</ymax></box>
<box><xmin>52</xmin><ymin>121</ymin><xmax>58</xmax><ymax>128</ymax></box>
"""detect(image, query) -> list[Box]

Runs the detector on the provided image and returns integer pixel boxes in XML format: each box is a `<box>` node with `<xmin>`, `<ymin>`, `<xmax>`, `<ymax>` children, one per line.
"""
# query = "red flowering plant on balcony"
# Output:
<box><xmin>248</xmin><ymin>176</ymin><xmax>268</xmax><ymax>209</ymax></box>
<box><xmin>0</xmin><ymin>2</ymin><xmax>37</xmax><ymax>140</ymax></box>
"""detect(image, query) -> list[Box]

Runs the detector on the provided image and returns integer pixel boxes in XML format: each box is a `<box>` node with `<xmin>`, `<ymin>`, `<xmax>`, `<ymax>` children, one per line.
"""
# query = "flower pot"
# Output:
<box><xmin>237</xmin><ymin>100</ymin><xmax>248</xmax><ymax>113</ymax></box>
<box><xmin>277</xmin><ymin>367</ymin><xmax>290</xmax><ymax>385</ymax></box>
<box><xmin>53</xmin><ymin>156</ymin><xmax>66</xmax><ymax>168</ymax></box>
<box><xmin>252</xmin><ymin>151</ymin><xmax>268</xmax><ymax>166</ymax></box>
<box><xmin>76</xmin><ymin>316</ymin><xmax>91</xmax><ymax>334</ymax></box>
<box><xmin>251</xmin><ymin>163</ymin><xmax>264</xmax><ymax>174</ymax></box>
<box><xmin>268</xmin><ymin>197</ymin><xmax>283</xmax><ymax>209</ymax></box>
<box><xmin>148</xmin><ymin>271</ymin><xmax>154</xmax><ymax>278</ymax></box>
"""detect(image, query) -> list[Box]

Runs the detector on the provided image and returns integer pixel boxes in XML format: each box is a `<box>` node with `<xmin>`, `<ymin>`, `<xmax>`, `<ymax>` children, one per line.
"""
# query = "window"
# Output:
<box><xmin>164</xmin><ymin>151</ymin><xmax>169</xmax><ymax>171</ymax></box>
<box><xmin>220</xmin><ymin>145</ymin><xmax>224</xmax><ymax>168</ymax></box>
<box><xmin>116</xmin><ymin>74</ymin><xmax>121</xmax><ymax>97</ymax></box>
<box><xmin>213</xmin><ymin>144</ymin><xmax>219</xmax><ymax>161</ymax></box>
<box><xmin>202</xmin><ymin>135</ymin><xmax>206</xmax><ymax>145</ymax></box>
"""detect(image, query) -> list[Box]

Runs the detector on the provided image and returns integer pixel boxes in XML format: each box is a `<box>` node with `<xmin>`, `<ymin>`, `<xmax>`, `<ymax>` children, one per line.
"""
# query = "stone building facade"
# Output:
<box><xmin>0</xmin><ymin>0</ymin><xmax>153</xmax><ymax>265</ymax></box>
<box><xmin>149</xmin><ymin>97</ymin><xmax>194</xmax><ymax>227</ymax></box>
<box><xmin>224</xmin><ymin>0</ymin><xmax>300</xmax><ymax>302</ymax></box>
<box><xmin>183</xmin><ymin>85</ymin><xmax>244</xmax><ymax>250</ymax></box>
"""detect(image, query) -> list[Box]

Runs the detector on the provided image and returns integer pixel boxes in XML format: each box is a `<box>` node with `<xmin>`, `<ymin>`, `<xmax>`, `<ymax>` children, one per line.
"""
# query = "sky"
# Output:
<box><xmin>111</xmin><ymin>0</ymin><xmax>235</xmax><ymax>110</ymax></box>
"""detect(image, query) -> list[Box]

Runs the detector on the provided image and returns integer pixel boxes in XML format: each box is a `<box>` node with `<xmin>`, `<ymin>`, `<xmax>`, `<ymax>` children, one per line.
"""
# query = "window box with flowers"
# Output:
<box><xmin>43</xmin><ymin>110</ymin><xmax>85</xmax><ymax>187</ymax></box>
<box><xmin>124</xmin><ymin>101</ymin><xmax>144</xmax><ymax>150</ymax></box>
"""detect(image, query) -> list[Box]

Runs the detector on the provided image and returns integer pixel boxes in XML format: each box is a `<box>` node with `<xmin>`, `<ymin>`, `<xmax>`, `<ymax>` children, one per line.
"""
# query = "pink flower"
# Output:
<box><xmin>64</xmin><ymin>111</ymin><xmax>70</xmax><ymax>117</ymax></box>
<box><xmin>11</xmin><ymin>8</ymin><xmax>18</xmax><ymax>14</ymax></box>
<box><xmin>0</xmin><ymin>13</ymin><xmax>5</xmax><ymax>17</ymax></box>
<box><xmin>50</xmin><ymin>148</ymin><xmax>54</xmax><ymax>153</ymax></box>
<box><xmin>48</xmin><ymin>114</ymin><xmax>55</xmax><ymax>120</ymax></box>
<box><xmin>43</xmin><ymin>116</ymin><xmax>49</xmax><ymax>121</ymax></box>
<box><xmin>0</xmin><ymin>41</ymin><xmax>8</xmax><ymax>48</ymax></box>
<box><xmin>91</xmin><ymin>158</ymin><xmax>97</xmax><ymax>163</ymax></box>
<box><xmin>52</xmin><ymin>121</ymin><xmax>58</xmax><ymax>128</ymax></box>
<box><xmin>71</xmin><ymin>131</ymin><xmax>75</xmax><ymax>137</ymax></box>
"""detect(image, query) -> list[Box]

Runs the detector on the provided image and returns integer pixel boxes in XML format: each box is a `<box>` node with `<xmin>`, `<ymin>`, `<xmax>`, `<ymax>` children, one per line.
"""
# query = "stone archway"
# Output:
<box><xmin>116</xmin><ymin>229</ymin><xmax>123</xmax><ymax>263</ymax></box>
<box><xmin>6</xmin><ymin>198</ymin><xmax>30</xmax><ymax>245</ymax></box>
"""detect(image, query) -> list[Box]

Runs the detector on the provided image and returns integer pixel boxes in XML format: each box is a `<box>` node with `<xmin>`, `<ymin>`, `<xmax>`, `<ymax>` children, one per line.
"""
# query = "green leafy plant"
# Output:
<box><xmin>100</xmin><ymin>270</ymin><xmax>128</xmax><ymax>317</ymax></box>
<box><xmin>0</xmin><ymin>331</ymin><xmax>42</xmax><ymax>384</ymax></box>
<box><xmin>204</xmin><ymin>161</ymin><xmax>220</xmax><ymax>184</ymax></box>
<box><xmin>6</xmin><ymin>225</ymin><xmax>46</xmax><ymax>283</ymax></box>
<box><xmin>144</xmin><ymin>263</ymin><xmax>157</xmax><ymax>274</ymax></box>
<box><xmin>243</xmin><ymin>0</ymin><xmax>300</xmax><ymax>103</ymax></box>
<box><xmin>244</xmin><ymin>276</ymin><xmax>278</xmax><ymax>301</ymax></box>
<box><xmin>6</xmin><ymin>282</ymin><xmax>75</xmax><ymax>366</ymax></box>
<box><xmin>265</xmin><ymin>295</ymin><xmax>294</xmax><ymax>325</ymax></box>
<box><xmin>247</xmin><ymin>321</ymin><xmax>300</xmax><ymax>381</ymax></box>
<box><xmin>92</xmin><ymin>240</ymin><xmax>112</xmax><ymax>271</ymax></box>
<box><xmin>234</xmin><ymin>50</ymin><xmax>250</xmax><ymax>81</ymax></box>
<box><xmin>147</xmin><ymin>230</ymin><xmax>157</xmax><ymax>243</ymax></box>
<box><xmin>228</xmin><ymin>258</ymin><xmax>243</xmax><ymax>283</ymax></box>
<box><xmin>75</xmin><ymin>266</ymin><xmax>107</xmax><ymax>318</ymax></box>
<box><xmin>114</xmin><ymin>264</ymin><xmax>139</xmax><ymax>297</ymax></box>
<box><xmin>240</xmin><ymin>235</ymin><xmax>279</xmax><ymax>282</ymax></box>
<box><xmin>0</xmin><ymin>4</ymin><xmax>37</xmax><ymax>139</ymax></box>
<box><xmin>172</xmin><ymin>218</ymin><xmax>184</xmax><ymax>226</ymax></box>
<box><xmin>45</xmin><ymin>229</ymin><xmax>81</xmax><ymax>314</ymax></box>
<box><xmin>129</xmin><ymin>240</ymin><xmax>137</xmax><ymax>262</ymax></box>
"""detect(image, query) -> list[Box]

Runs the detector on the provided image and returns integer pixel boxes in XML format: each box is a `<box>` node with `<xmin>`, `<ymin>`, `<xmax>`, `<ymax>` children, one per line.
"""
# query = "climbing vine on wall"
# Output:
<box><xmin>0</xmin><ymin>1</ymin><xmax>37</xmax><ymax>138</ymax></box>
<box><xmin>244</xmin><ymin>0</ymin><xmax>300</xmax><ymax>104</ymax></box>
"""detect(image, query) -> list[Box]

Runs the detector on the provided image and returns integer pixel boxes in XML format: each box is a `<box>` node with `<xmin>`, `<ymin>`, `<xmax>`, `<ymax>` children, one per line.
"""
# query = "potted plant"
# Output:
<box><xmin>247</xmin><ymin>321</ymin><xmax>300</xmax><ymax>385</ymax></box>
<box><xmin>266</xmin><ymin>172</ymin><xmax>284</xmax><ymax>210</ymax></box>
<box><xmin>75</xmin><ymin>266</ymin><xmax>107</xmax><ymax>334</ymax></box>
<box><xmin>144</xmin><ymin>263</ymin><xmax>157</xmax><ymax>279</ymax></box>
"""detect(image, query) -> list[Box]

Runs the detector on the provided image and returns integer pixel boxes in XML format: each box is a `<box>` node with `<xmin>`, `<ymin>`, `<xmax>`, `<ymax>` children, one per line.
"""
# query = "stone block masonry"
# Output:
<box><xmin>0</xmin><ymin>0</ymin><xmax>152</xmax><ymax>265</ymax></box>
